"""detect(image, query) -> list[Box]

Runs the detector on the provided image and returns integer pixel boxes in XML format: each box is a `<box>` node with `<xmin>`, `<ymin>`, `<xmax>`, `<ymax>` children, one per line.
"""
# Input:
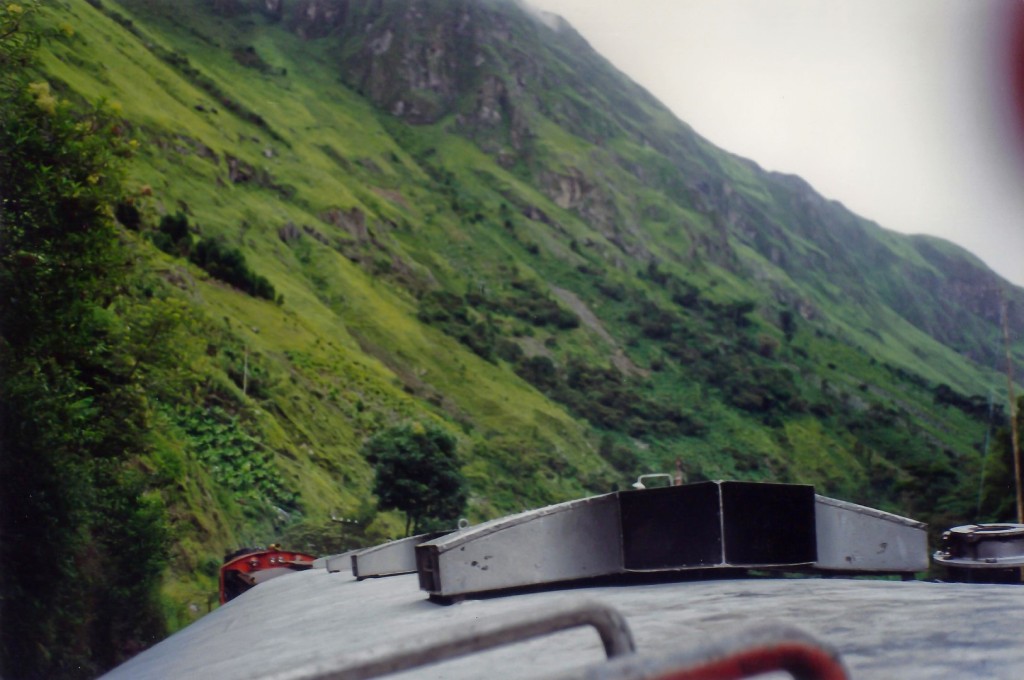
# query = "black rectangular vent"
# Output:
<box><xmin>416</xmin><ymin>545</ymin><xmax>440</xmax><ymax>592</ymax></box>
<box><xmin>721</xmin><ymin>481</ymin><xmax>816</xmax><ymax>565</ymax></box>
<box><xmin>620</xmin><ymin>481</ymin><xmax>816</xmax><ymax>571</ymax></box>
<box><xmin>621</xmin><ymin>482</ymin><xmax>722</xmax><ymax>570</ymax></box>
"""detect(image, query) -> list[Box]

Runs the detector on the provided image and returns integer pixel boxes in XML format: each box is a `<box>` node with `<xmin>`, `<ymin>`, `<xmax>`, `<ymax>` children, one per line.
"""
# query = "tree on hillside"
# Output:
<box><xmin>978</xmin><ymin>395</ymin><xmax>1024</xmax><ymax>522</ymax></box>
<box><xmin>360</xmin><ymin>422</ymin><xmax>468</xmax><ymax>536</ymax></box>
<box><xmin>1</xmin><ymin>6</ymin><xmax>168</xmax><ymax>677</ymax></box>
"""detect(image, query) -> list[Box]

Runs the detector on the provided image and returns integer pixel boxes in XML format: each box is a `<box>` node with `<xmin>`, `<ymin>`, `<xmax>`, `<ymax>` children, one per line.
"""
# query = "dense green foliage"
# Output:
<box><xmin>0</xmin><ymin>5</ymin><xmax>168</xmax><ymax>676</ymax></box>
<box><xmin>361</xmin><ymin>422</ymin><xmax>468</xmax><ymax>535</ymax></box>
<box><xmin>152</xmin><ymin>211</ymin><xmax>277</xmax><ymax>300</ymax></box>
<box><xmin>1</xmin><ymin>0</ymin><xmax>1021</xmax><ymax>674</ymax></box>
<box><xmin>189</xmin><ymin>236</ymin><xmax>278</xmax><ymax>301</ymax></box>
<box><xmin>174</xmin><ymin>405</ymin><xmax>297</xmax><ymax>508</ymax></box>
<box><xmin>979</xmin><ymin>396</ymin><xmax>1024</xmax><ymax>522</ymax></box>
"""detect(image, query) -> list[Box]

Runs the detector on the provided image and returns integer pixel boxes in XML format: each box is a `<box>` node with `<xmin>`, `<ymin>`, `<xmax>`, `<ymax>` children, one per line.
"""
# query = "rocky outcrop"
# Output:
<box><xmin>320</xmin><ymin>207</ymin><xmax>369</xmax><ymax>241</ymax></box>
<box><xmin>225</xmin><ymin>154</ymin><xmax>256</xmax><ymax>184</ymax></box>
<box><xmin>287</xmin><ymin>0</ymin><xmax>348</xmax><ymax>39</ymax></box>
<box><xmin>200</xmin><ymin>0</ymin><xmax>1023</xmax><ymax>376</ymax></box>
<box><xmin>329</xmin><ymin>0</ymin><xmax>479</xmax><ymax>124</ymax></box>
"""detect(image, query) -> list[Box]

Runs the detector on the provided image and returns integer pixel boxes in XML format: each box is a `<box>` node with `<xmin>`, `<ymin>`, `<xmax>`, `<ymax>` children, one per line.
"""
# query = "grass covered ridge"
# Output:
<box><xmin>5</xmin><ymin>0</ymin><xmax>1021</xmax><ymax>674</ymax></box>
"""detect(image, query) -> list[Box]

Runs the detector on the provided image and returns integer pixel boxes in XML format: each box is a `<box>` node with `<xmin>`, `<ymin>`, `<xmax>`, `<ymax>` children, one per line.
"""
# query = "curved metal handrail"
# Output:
<box><xmin>281</xmin><ymin>600</ymin><xmax>635</xmax><ymax>680</ymax></box>
<box><xmin>555</xmin><ymin>623</ymin><xmax>848</xmax><ymax>680</ymax></box>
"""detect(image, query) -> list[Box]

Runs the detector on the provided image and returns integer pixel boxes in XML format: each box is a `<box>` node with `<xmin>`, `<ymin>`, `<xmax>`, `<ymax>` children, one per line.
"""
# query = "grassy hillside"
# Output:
<box><xmin>37</xmin><ymin>0</ymin><xmax>620</xmax><ymax>622</ymax></box>
<box><xmin>8</xmin><ymin>0</ymin><xmax>1022</xmax><ymax>672</ymax></box>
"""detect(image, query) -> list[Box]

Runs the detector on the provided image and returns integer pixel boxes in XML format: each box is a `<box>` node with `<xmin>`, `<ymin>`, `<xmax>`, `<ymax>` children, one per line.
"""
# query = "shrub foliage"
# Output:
<box><xmin>1</xmin><ymin>7</ymin><xmax>168</xmax><ymax>677</ymax></box>
<box><xmin>360</xmin><ymin>422</ymin><xmax>468</xmax><ymax>535</ymax></box>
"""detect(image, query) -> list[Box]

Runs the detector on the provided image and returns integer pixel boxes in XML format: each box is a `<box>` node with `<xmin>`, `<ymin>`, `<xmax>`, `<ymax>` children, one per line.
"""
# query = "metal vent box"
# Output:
<box><xmin>620</xmin><ymin>481</ymin><xmax>817</xmax><ymax>570</ymax></box>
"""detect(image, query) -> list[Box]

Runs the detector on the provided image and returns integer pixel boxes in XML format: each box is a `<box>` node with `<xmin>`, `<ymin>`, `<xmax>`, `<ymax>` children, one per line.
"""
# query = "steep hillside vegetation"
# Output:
<box><xmin>3</xmin><ymin>0</ymin><xmax>1022</xmax><ymax>675</ymax></box>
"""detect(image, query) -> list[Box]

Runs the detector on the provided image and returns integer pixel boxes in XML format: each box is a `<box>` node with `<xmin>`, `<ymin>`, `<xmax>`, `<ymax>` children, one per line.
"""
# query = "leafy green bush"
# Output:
<box><xmin>277</xmin><ymin>516</ymin><xmax>385</xmax><ymax>556</ymax></box>
<box><xmin>516</xmin><ymin>355</ymin><xmax>558</xmax><ymax>390</ymax></box>
<box><xmin>417</xmin><ymin>281</ymin><xmax>579</xmax><ymax>364</ymax></box>
<box><xmin>148</xmin><ymin>211</ymin><xmax>276</xmax><ymax>301</ymax></box>
<box><xmin>418</xmin><ymin>290</ymin><xmax>497</xmax><ymax>360</ymax></box>
<box><xmin>115</xmin><ymin>200</ymin><xmax>142</xmax><ymax>230</ymax></box>
<box><xmin>496</xmin><ymin>279</ymin><xmax>580</xmax><ymax>329</ymax></box>
<box><xmin>598</xmin><ymin>433</ymin><xmax>640</xmax><ymax>476</ymax></box>
<box><xmin>1</xmin><ymin>8</ymin><xmax>168</xmax><ymax>675</ymax></box>
<box><xmin>933</xmin><ymin>383</ymin><xmax>1002</xmax><ymax>421</ymax></box>
<box><xmin>175</xmin><ymin>405</ymin><xmax>297</xmax><ymax>509</ymax></box>
<box><xmin>152</xmin><ymin>211</ymin><xmax>191</xmax><ymax>256</ymax></box>
<box><xmin>978</xmin><ymin>397</ymin><xmax>1024</xmax><ymax>521</ymax></box>
<box><xmin>189</xmin><ymin>237</ymin><xmax>277</xmax><ymax>301</ymax></box>
<box><xmin>514</xmin><ymin>356</ymin><xmax>707</xmax><ymax>438</ymax></box>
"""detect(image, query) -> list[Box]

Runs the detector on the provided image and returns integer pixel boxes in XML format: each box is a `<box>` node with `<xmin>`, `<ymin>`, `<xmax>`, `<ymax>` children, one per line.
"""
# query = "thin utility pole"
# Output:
<box><xmin>975</xmin><ymin>390</ymin><xmax>994</xmax><ymax>519</ymax></box>
<box><xmin>999</xmin><ymin>289</ymin><xmax>1022</xmax><ymax>524</ymax></box>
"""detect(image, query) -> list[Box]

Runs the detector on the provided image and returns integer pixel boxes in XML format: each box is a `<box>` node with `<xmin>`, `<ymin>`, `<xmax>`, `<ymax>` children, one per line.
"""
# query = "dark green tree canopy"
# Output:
<box><xmin>361</xmin><ymin>422</ymin><xmax>468</xmax><ymax>535</ymax></box>
<box><xmin>1</xmin><ymin>6</ymin><xmax>168</xmax><ymax>676</ymax></box>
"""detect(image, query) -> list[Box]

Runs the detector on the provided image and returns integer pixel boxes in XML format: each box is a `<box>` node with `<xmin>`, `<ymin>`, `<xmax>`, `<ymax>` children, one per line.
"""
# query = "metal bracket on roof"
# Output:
<box><xmin>351</xmin><ymin>531</ymin><xmax>450</xmax><ymax>580</ymax></box>
<box><xmin>416</xmin><ymin>482</ymin><xmax>928</xmax><ymax>599</ymax></box>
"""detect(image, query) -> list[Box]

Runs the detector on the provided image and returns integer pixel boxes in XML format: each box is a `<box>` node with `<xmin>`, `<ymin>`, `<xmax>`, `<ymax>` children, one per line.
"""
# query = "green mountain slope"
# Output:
<box><xmin>19</xmin><ymin>0</ymin><xmax>1023</xmax><ymax>656</ymax></box>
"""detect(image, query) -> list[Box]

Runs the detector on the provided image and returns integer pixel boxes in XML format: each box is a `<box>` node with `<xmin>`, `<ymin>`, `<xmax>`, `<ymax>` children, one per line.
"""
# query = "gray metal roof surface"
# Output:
<box><xmin>102</xmin><ymin>567</ymin><xmax>1024</xmax><ymax>680</ymax></box>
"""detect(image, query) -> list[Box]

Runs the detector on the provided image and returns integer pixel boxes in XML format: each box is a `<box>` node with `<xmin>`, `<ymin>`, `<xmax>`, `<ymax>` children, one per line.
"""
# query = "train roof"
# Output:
<box><xmin>102</xmin><ymin>564</ymin><xmax>1024</xmax><ymax>679</ymax></box>
<box><xmin>102</xmin><ymin>484</ymin><xmax>1024</xmax><ymax>679</ymax></box>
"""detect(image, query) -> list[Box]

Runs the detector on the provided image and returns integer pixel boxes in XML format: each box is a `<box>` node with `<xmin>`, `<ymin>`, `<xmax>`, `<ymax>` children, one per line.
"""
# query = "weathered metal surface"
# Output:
<box><xmin>314</xmin><ymin>550</ymin><xmax>359</xmax><ymax>574</ymax></box>
<box><xmin>813</xmin><ymin>495</ymin><xmax>928</xmax><ymax>573</ymax></box>
<box><xmin>620</xmin><ymin>482</ymin><xmax>817</xmax><ymax>571</ymax></box>
<box><xmin>353</xmin><ymin>533</ymin><xmax>449</xmax><ymax>580</ymax></box>
<box><xmin>933</xmin><ymin>523</ymin><xmax>1024</xmax><ymax>569</ymax></box>
<box><xmin>278</xmin><ymin>600</ymin><xmax>634</xmax><ymax>680</ymax></box>
<box><xmin>417</xmin><ymin>494</ymin><xmax>623</xmax><ymax>597</ymax></box>
<box><xmin>100</xmin><ymin>570</ymin><xmax>1024</xmax><ymax>680</ymax></box>
<box><xmin>549</xmin><ymin>623</ymin><xmax>848</xmax><ymax>680</ymax></box>
<box><xmin>103</xmin><ymin>484</ymin><xmax>938</xmax><ymax>678</ymax></box>
<box><xmin>418</xmin><ymin>484</ymin><xmax>924</xmax><ymax>598</ymax></box>
<box><xmin>934</xmin><ymin>523</ymin><xmax>1024</xmax><ymax>583</ymax></box>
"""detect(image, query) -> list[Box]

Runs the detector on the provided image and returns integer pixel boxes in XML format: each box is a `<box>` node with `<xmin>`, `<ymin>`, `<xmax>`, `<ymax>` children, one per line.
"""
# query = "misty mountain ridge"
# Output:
<box><xmin>25</xmin><ymin>0</ymin><xmax>1024</xmax><ymax>644</ymax></box>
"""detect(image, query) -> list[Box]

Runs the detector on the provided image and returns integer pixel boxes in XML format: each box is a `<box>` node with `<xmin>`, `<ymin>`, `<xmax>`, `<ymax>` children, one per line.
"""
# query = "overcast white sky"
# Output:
<box><xmin>530</xmin><ymin>0</ymin><xmax>1024</xmax><ymax>287</ymax></box>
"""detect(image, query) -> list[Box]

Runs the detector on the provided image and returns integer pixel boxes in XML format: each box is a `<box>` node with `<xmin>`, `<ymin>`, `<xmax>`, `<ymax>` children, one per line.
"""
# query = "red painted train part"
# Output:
<box><xmin>573</xmin><ymin>623</ymin><xmax>848</xmax><ymax>680</ymax></box>
<box><xmin>219</xmin><ymin>546</ymin><xmax>316</xmax><ymax>604</ymax></box>
<box><xmin>647</xmin><ymin>641</ymin><xmax>848</xmax><ymax>680</ymax></box>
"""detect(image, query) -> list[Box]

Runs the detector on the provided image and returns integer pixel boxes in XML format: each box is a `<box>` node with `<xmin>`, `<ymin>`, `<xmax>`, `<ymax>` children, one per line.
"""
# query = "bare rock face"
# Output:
<box><xmin>263</xmin><ymin>0</ymin><xmax>284</xmax><ymax>20</ymax></box>
<box><xmin>339</xmin><ymin>0</ymin><xmax>478</xmax><ymax>124</ymax></box>
<box><xmin>226</xmin><ymin>155</ymin><xmax>256</xmax><ymax>184</ymax></box>
<box><xmin>545</xmin><ymin>170</ymin><xmax>587</xmax><ymax>211</ymax></box>
<box><xmin>317</xmin><ymin>0</ymin><xmax>535</xmax><ymax>147</ymax></box>
<box><xmin>475</xmin><ymin>75</ymin><xmax>507</xmax><ymax>126</ymax></box>
<box><xmin>320</xmin><ymin>207</ymin><xmax>369</xmax><ymax>242</ymax></box>
<box><xmin>541</xmin><ymin>169</ymin><xmax>612</xmax><ymax>230</ymax></box>
<box><xmin>288</xmin><ymin>0</ymin><xmax>348</xmax><ymax>38</ymax></box>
